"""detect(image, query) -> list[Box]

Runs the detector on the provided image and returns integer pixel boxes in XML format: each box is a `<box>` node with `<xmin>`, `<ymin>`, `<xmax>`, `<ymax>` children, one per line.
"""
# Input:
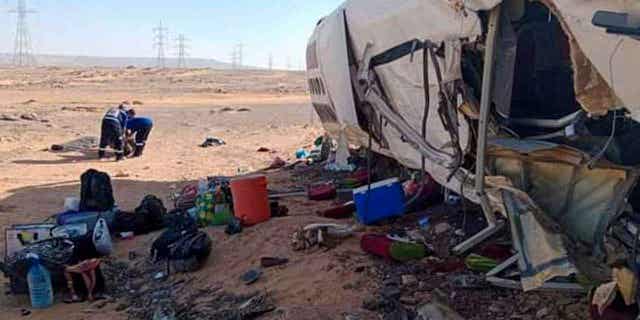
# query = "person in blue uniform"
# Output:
<box><xmin>125</xmin><ymin>109</ymin><xmax>153</xmax><ymax>157</ymax></box>
<box><xmin>98</xmin><ymin>104</ymin><xmax>128</xmax><ymax>161</ymax></box>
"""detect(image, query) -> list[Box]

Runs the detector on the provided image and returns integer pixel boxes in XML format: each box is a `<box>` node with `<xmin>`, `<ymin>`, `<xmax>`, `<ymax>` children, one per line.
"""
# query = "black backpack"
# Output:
<box><xmin>169</xmin><ymin>231</ymin><xmax>212</xmax><ymax>272</ymax></box>
<box><xmin>79</xmin><ymin>169</ymin><xmax>115</xmax><ymax>212</ymax></box>
<box><xmin>151</xmin><ymin>211</ymin><xmax>198</xmax><ymax>260</ymax></box>
<box><xmin>133</xmin><ymin>195</ymin><xmax>167</xmax><ymax>234</ymax></box>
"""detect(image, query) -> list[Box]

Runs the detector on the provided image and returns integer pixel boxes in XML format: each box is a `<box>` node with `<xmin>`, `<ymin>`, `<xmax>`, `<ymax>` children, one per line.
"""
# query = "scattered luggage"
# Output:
<box><xmin>151</xmin><ymin>213</ymin><xmax>198</xmax><ymax>261</ymax></box>
<box><xmin>4</xmin><ymin>224</ymin><xmax>56</xmax><ymax>258</ymax></box>
<box><xmin>308</xmin><ymin>183</ymin><xmax>337</xmax><ymax>201</ymax></box>
<box><xmin>133</xmin><ymin>195</ymin><xmax>167</xmax><ymax>233</ymax></box>
<box><xmin>169</xmin><ymin>231</ymin><xmax>212</xmax><ymax>273</ymax></box>
<box><xmin>151</xmin><ymin>212</ymin><xmax>211</xmax><ymax>272</ymax></box>
<box><xmin>175</xmin><ymin>183</ymin><xmax>198</xmax><ymax>210</ymax></box>
<box><xmin>92</xmin><ymin>218</ymin><xmax>113</xmax><ymax>256</ymax></box>
<box><xmin>2</xmin><ymin>238</ymin><xmax>76</xmax><ymax>294</ymax></box>
<box><xmin>354</xmin><ymin>178</ymin><xmax>405</xmax><ymax>225</ymax></box>
<box><xmin>79</xmin><ymin>169</ymin><xmax>115</xmax><ymax>212</ymax></box>
<box><xmin>112</xmin><ymin>195</ymin><xmax>167</xmax><ymax>235</ymax></box>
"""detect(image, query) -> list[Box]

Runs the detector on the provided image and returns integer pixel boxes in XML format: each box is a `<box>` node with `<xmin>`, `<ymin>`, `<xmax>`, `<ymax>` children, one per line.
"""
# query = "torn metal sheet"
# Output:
<box><xmin>307</xmin><ymin>0</ymin><xmax>640</xmax><ymax>293</ymax></box>
<box><xmin>543</xmin><ymin>0</ymin><xmax>633</xmax><ymax>117</ymax></box>
<box><xmin>502</xmin><ymin>190</ymin><xmax>579</xmax><ymax>291</ymax></box>
<box><xmin>488</xmin><ymin>138</ymin><xmax>558</xmax><ymax>154</ymax></box>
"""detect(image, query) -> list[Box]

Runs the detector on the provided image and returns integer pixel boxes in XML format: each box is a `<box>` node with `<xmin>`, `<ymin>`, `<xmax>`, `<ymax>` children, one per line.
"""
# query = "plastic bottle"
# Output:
<box><xmin>26</xmin><ymin>253</ymin><xmax>53</xmax><ymax>309</ymax></box>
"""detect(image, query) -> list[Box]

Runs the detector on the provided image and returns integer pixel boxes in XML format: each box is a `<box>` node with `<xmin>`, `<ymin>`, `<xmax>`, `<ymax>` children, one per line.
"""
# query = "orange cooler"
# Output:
<box><xmin>230</xmin><ymin>175</ymin><xmax>270</xmax><ymax>225</ymax></box>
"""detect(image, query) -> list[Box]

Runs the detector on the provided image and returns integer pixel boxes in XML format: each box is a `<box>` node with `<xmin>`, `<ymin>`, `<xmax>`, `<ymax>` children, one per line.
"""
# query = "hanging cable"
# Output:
<box><xmin>586</xmin><ymin>38</ymin><xmax>625</xmax><ymax>169</ymax></box>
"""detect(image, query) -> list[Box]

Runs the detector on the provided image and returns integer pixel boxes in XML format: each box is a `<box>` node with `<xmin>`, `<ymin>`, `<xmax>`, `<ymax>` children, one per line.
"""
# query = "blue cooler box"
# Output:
<box><xmin>354</xmin><ymin>178</ymin><xmax>405</xmax><ymax>225</ymax></box>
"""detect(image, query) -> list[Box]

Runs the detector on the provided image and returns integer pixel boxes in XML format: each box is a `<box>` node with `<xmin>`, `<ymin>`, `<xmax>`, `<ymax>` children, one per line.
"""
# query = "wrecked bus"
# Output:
<box><xmin>306</xmin><ymin>0</ymin><xmax>640</xmax><ymax>300</ymax></box>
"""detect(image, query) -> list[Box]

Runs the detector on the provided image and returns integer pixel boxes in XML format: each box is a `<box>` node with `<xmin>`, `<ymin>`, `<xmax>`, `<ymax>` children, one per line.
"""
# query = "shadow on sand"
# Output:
<box><xmin>0</xmin><ymin>179</ymin><xmax>195</xmax><ymax>226</ymax></box>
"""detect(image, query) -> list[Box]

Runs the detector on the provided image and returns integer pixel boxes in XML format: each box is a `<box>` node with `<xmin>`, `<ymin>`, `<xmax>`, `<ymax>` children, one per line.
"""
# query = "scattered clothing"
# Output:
<box><xmin>360</xmin><ymin>234</ymin><xmax>394</xmax><ymax>260</ymax></box>
<box><xmin>225</xmin><ymin>217</ymin><xmax>243</xmax><ymax>235</ymax></box>
<box><xmin>260</xmin><ymin>257</ymin><xmax>289</xmax><ymax>268</ymax></box>
<box><xmin>268</xmin><ymin>157</ymin><xmax>286</xmax><ymax>169</ymax></box>
<box><xmin>240</xmin><ymin>269</ymin><xmax>262</xmax><ymax>285</ymax></box>
<box><xmin>200</xmin><ymin>137</ymin><xmax>226</xmax><ymax>148</ymax></box>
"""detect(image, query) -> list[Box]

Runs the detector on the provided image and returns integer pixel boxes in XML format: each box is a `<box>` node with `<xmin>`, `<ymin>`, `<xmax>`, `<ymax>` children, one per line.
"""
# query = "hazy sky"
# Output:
<box><xmin>0</xmin><ymin>0</ymin><xmax>344</xmax><ymax>69</ymax></box>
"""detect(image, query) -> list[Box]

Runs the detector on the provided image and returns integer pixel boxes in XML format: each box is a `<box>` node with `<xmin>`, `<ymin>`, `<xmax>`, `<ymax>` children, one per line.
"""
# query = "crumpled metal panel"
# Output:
<box><xmin>502</xmin><ymin>189</ymin><xmax>578</xmax><ymax>291</ymax></box>
<box><xmin>542</xmin><ymin>0</ymin><xmax>623</xmax><ymax>116</ymax></box>
<box><xmin>490</xmin><ymin>143</ymin><xmax>633</xmax><ymax>286</ymax></box>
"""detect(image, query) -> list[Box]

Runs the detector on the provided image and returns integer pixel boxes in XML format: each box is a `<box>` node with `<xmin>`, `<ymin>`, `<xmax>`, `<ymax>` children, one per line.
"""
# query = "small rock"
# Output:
<box><xmin>0</xmin><ymin>114</ymin><xmax>19</xmax><ymax>121</ymax></box>
<box><xmin>343</xmin><ymin>283</ymin><xmax>355</xmax><ymax>290</ymax></box>
<box><xmin>362</xmin><ymin>295</ymin><xmax>382</xmax><ymax>311</ymax></box>
<box><xmin>50</xmin><ymin>144</ymin><xmax>64</xmax><ymax>151</ymax></box>
<box><xmin>92</xmin><ymin>300</ymin><xmax>109</xmax><ymax>309</ymax></box>
<box><xmin>257</xmin><ymin>147</ymin><xmax>271</xmax><ymax>152</ymax></box>
<box><xmin>418</xmin><ymin>280</ymin><xmax>433</xmax><ymax>292</ymax></box>
<box><xmin>489</xmin><ymin>303</ymin><xmax>505</xmax><ymax>313</ymax></box>
<box><xmin>381</xmin><ymin>285</ymin><xmax>402</xmax><ymax>300</ymax></box>
<box><xmin>40</xmin><ymin>119</ymin><xmax>49</xmax><ymax>123</ymax></box>
<box><xmin>434</xmin><ymin>223</ymin><xmax>452</xmax><ymax>235</ymax></box>
<box><xmin>400</xmin><ymin>296</ymin><xmax>418</xmax><ymax>306</ymax></box>
<box><xmin>114</xmin><ymin>171</ymin><xmax>130</xmax><ymax>178</ymax></box>
<box><xmin>20</xmin><ymin>113</ymin><xmax>38</xmax><ymax>121</ymax></box>
<box><xmin>536</xmin><ymin>307</ymin><xmax>549</xmax><ymax>319</ymax></box>
<box><xmin>268</xmin><ymin>157</ymin><xmax>286</xmax><ymax>169</ymax></box>
<box><xmin>344</xmin><ymin>314</ymin><xmax>361</xmax><ymax>320</ymax></box>
<box><xmin>402</xmin><ymin>275</ymin><xmax>418</xmax><ymax>286</ymax></box>
<box><xmin>412</xmin><ymin>291</ymin><xmax>432</xmax><ymax>302</ymax></box>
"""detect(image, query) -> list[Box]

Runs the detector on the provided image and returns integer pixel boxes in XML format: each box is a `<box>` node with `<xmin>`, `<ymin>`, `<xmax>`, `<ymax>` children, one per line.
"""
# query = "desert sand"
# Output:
<box><xmin>0</xmin><ymin>67</ymin><xmax>591</xmax><ymax>320</ymax></box>
<box><xmin>0</xmin><ymin>67</ymin><xmax>382</xmax><ymax>320</ymax></box>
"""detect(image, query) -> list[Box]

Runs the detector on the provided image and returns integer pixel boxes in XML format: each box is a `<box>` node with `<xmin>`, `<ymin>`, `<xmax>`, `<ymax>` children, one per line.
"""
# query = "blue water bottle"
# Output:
<box><xmin>26</xmin><ymin>253</ymin><xmax>53</xmax><ymax>309</ymax></box>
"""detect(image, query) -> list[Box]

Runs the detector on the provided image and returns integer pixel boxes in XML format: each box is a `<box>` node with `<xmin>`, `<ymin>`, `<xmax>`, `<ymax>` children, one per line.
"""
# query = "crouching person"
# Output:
<box><xmin>98</xmin><ymin>104</ymin><xmax>128</xmax><ymax>161</ymax></box>
<box><xmin>126</xmin><ymin>109</ymin><xmax>153</xmax><ymax>157</ymax></box>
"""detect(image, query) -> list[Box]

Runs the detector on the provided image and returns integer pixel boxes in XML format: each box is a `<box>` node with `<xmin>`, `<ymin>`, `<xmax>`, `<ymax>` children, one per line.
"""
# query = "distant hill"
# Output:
<box><xmin>0</xmin><ymin>53</ymin><xmax>234</xmax><ymax>69</ymax></box>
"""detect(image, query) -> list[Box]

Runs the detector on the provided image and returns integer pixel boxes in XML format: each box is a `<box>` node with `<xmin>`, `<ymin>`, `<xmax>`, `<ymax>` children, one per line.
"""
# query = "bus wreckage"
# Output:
<box><xmin>307</xmin><ymin>0</ymin><xmax>640</xmax><ymax>303</ymax></box>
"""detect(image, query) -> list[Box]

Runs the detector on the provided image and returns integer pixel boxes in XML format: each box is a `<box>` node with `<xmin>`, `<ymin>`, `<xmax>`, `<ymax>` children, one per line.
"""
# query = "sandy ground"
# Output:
<box><xmin>0</xmin><ymin>67</ymin><xmax>379</xmax><ymax>319</ymax></box>
<box><xmin>0</xmin><ymin>67</ymin><xmax>593</xmax><ymax>320</ymax></box>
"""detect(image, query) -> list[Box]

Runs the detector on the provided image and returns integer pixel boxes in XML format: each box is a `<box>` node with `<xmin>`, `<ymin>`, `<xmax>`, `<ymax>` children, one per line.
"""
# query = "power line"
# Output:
<box><xmin>175</xmin><ymin>34</ymin><xmax>190</xmax><ymax>68</ymax></box>
<box><xmin>230</xmin><ymin>46</ymin><xmax>237</xmax><ymax>69</ymax></box>
<box><xmin>153</xmin><ymin>21</ymin><xmax>168</xmax><ymax>68</ymax></box>
<box><xmin>8</xmin><ymin>0</ymin><xmax>36</xmax><ymax>67</ymax></box>
<box><xmin>230</xmin><ymin>43</ymin><xmax>244</xmax><ymax>70</ymax></box>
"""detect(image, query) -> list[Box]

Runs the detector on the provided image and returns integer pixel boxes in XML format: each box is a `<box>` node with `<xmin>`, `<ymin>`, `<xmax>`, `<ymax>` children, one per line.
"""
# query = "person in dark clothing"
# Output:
<box><xmin>98</xmin><ymin>104</ymin><xmax>129</xmax><ymax>161</ymax></box>
<box><xmin>125</xmin><ymin>109</ymin><xmax>153</xmax><ymax>157</ymax></box>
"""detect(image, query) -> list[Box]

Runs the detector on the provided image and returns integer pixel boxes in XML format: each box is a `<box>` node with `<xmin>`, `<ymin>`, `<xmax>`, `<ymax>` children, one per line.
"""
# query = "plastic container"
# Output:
<box><xmin>63</xmin><ymin>197</ymin><xmax>80</xmax><ymax>212</ymax></box>
<box><xmin>353</xmin><ymin>178</ymin><xmax>405</xmax><ymax>225</ymax></box>
<box><xmin>26</xmin><ymin>253</ymin><xmax>53</xmax><ymax>309</ymax></box>
<box><xmin>230</xmin><ymin>175</ymin><xmax>270</xmax><ymax>226</ymax></box>
<box><xmin>56</xmin><ymin>209</ymin><xmax>116</xmax><ymax>229</ymax></box>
